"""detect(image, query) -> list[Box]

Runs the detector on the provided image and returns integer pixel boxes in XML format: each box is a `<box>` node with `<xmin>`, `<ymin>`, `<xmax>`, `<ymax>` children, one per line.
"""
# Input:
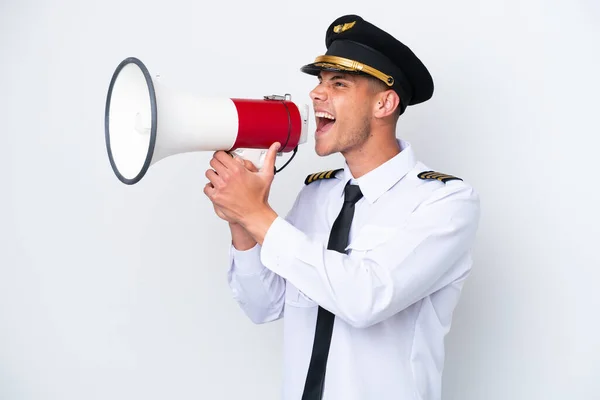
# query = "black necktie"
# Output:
<box><xmin>301</xmin><ymin>182</ymin><xmax>364</xmax><ymax>400</ymax></box>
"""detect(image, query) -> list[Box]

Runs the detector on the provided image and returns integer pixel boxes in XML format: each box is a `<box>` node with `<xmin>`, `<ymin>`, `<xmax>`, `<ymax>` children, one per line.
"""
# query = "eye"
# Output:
<box><xmin>334</xmin><ymin>81</ymin><xmax>347</xmax><ymax>87</ymax></box>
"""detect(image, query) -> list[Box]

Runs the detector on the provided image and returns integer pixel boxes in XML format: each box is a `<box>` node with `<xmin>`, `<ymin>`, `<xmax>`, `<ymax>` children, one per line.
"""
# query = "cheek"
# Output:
<box><xmin>334</xmin><ymin>98</ymin><xmax>354</xmax><ymax>123</ymax></box>
<box><xmin>349</xmin><ymin>95</ymin><xmax>369</xmax><ymax>114</ymax></box>
<box><xmin>332</xmin><ymin>94</ymin><xmax>367</xmax><ymax>129</ymax></box>
<box><xmin>343</xmin><ymin>105</ymin><xmax>365</xmax><ymax>125</ymax></box>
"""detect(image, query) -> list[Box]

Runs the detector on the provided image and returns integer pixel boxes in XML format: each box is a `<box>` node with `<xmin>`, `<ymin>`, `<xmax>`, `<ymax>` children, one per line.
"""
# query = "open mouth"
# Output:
<box><xmin>315</xmin><ymin>111</ymin><xmax>336</xmax><ymax>133</ymax></box>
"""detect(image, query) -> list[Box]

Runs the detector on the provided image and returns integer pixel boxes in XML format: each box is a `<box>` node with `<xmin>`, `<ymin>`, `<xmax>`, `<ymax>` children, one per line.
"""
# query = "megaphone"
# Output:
<box><xmin>104</xmin><ymin>57</ymin><xmax>309</xmax><ymax>185</ymax></box>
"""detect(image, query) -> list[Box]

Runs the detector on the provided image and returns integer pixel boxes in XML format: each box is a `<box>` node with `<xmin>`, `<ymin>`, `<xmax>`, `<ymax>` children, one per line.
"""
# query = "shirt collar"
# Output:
<box><xmin>336</xmin><ymin>139</ymin><xmax>417</xmax><ymax>204</ymax></box>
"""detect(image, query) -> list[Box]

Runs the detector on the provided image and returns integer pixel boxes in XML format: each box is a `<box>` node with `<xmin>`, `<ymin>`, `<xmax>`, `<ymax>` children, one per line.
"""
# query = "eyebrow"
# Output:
<box><xmin>318</xmin><ymin>73</ymin><xmax>354</xmax><ymax>82</ymax></box>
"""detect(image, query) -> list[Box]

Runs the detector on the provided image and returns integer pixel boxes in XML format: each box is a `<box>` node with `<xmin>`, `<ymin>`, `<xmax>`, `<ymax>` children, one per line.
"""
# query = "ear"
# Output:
<box><xmin>374</xmin><ymin>90</ymin><xmax>401</xmax><ymax>119</ymax></box>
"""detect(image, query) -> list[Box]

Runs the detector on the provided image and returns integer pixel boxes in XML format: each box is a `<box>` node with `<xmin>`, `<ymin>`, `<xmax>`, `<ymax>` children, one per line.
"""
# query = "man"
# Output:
<box><xmin>203</xmin><ymin>14</ymin><xmax>480</xmax><ymax>400</ymax></box>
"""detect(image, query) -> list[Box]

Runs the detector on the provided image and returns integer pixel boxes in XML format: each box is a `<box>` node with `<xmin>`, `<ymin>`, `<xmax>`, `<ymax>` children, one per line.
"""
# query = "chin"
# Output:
<box><xmin>314</xmin><ymin>141</ymin><xmax>334</xmax><ymax>157</ymax></box>
<box><xmin>314</xmin><ymin>146</ymin><xmax>328</xmax><ymax>157</ymax></box>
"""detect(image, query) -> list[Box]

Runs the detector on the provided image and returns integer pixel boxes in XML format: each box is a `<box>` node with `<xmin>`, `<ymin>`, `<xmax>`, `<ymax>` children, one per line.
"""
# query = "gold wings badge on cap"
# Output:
<box><xmin>417</xmin><ymin>171</ymin><xmax>463</xmax><ymax>183</ymax></box>
<box><xmin>305</xmin><ymin>168</ymin><xmax>343</xmax><ymax>185</ymax></box>
<box><xmin>333</xmin><ymin>21</ymin><xmax>356</xmax><ymax>33</ymax></box>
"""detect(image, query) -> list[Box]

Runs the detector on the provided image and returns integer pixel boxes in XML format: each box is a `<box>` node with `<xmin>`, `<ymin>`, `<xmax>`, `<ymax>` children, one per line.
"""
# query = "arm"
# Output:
<box><xmin>230</xmin><ymin>221</ymin><xmax>257</xmax><ymax>251</ymax></box>
<box><xmin>227</xmin><ymin>239</ymin><xmax>286</xmax><ymax>324</ymax></box>
<box><xmin>226</xmin><ymin>193</ymin><xmax>302</xmax><ymax>324</ymax></box>
<box><xmin>257</xmin><ymin>184</ymin><xmax>481</xmax><ymax>329</ymax></box>
<box><xmin>203</xmin><ymin>150</ymin><xmax>286</xmax><ymax>324</ymax></box>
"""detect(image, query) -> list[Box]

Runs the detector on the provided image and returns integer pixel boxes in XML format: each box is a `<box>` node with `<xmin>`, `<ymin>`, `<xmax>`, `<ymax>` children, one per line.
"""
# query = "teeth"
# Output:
<box><xmin>315</xmin><ymin>111</ymin><xmax>335</xmax><ymax>120</ymax></box>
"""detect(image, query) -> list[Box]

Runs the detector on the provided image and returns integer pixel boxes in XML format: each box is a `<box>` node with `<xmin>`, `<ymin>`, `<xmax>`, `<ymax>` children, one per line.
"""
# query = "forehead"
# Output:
<box><xmin>318</xmin><ymin>70</ymin><xmax>362</xmax><ymax>81</ymax></box>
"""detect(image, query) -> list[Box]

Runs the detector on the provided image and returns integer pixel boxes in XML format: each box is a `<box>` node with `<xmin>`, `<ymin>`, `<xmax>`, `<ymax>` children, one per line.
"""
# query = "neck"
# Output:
<box><xmin>343</xmin><ymin>129</ymin><xmax>401</xmax><ymax>179</ymax></box>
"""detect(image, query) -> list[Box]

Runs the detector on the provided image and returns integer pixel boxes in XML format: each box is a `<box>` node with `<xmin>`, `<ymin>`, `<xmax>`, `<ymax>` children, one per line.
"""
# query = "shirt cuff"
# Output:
<box><xmin>260</xmin><ymin>216</ymin><xmax>305</xmax><ymax>277</ymax></box>
<box><xmin>230</xmin><ymin>243</ymin><xmax>264</xmax><ymax>276</ymax></box>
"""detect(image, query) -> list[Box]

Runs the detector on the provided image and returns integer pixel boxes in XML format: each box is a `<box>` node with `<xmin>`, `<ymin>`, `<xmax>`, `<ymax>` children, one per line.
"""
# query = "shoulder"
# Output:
<box><xmin>304</xmin><ymin>168</ymin><xmax>344</xmax><ymax>185</ymax></box>
<box><xmin>284</xmin><ymin>167</ymin><xmax>343</xmax><ymax>226</ymax></box>
<box><xmin>290</xmin><ymin>168</ymin><xmax>343</xmax><ymax>207</ymax></box>
<box><xmin>293</xmin><ymin>167</ymin><xmax>343</xmax><ymax>206</ymax></box>
<box><xmin>288</xmin><ymin>167</ymin><xmax>344</xmax><ymax>203</ymax></box>
<box><xmin>408</xmin><ymin>163</ymin><xmax>480</xmax><ymax>214</ymax></box>
<box><xmin>407</xmin><ymin>163</ymin><xmax>473</xmax><ymax>190</ymax></box>
<box><xmin>415</xmin><ymin>170</ymin><xmax>464</xmax><ymax>184</ymax></box>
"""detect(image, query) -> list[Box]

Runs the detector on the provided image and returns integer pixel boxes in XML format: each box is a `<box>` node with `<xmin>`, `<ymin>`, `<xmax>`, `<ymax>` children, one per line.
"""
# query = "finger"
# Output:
<box><xmin>260</xmin><ymin>142</ymin><xmax>281</xmax><ymax>177</ymax></box>
<box><xmin>203</xmin><ymin>182</ymin><xmax>215</xmax><ymax>198</ymax></box>
<box><xmin>205</xmin><ymin>169</ymin><xmax>224</xmax><ymax>188</ymax></box>
<box><xmin>210</xmin><ymin>157</ymin><xmax>229</xmax><ymax>178</ymax></box>
<box><xmin>214</xmin><ymin>150</ymin><xmax>238</xmax><ymax>170</ymax></box>
<box><xmin>232</xmin><ymin>155</ymin><xmax>258</xmax><ymax>172</ymax></box>
<box><xmin>232</xmin><ymin>154</ymin><xmax>245</xmax><ymax>165</ymax></box>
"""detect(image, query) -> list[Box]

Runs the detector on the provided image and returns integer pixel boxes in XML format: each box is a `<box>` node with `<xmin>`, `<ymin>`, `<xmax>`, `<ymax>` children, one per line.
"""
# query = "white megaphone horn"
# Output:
<box><xmin>104</xmin><ymin>57</ymin><xmax>309</xmax><ymax>185</ymax></box>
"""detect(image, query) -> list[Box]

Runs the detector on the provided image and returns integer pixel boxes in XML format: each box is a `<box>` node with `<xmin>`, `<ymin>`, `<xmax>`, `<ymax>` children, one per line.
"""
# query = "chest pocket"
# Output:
<box><xmin>285</xmin><ymin>281</ymin><xmax>317</xmax><ymax>308</ymax></box>
<box><xmin>345</xmin><ymin>224</ymin><xmax>398</xmax><ymax>256</ymax></box>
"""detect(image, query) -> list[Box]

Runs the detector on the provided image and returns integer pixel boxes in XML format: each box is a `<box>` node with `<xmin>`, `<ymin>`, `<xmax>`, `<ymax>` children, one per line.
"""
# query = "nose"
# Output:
<box><xmin>309</xmin><ymin>82</ymin><xmax>327</xmax><ymax>102</ymax></box>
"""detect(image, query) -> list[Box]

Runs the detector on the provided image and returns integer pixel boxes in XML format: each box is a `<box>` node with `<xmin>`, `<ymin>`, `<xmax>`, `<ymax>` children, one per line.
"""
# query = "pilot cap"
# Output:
<box><xmin>300</xmin><ymin>15</ymin><xmax>434</xmax><ymax>115</ymax></box>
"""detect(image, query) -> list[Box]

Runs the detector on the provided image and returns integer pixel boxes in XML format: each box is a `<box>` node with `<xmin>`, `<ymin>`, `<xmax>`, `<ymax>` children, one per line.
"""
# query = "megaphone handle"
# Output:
<box><xmin>230</xmin><ymin>148</ymin><xmax>271</xmax><ymax>170</ymax></box>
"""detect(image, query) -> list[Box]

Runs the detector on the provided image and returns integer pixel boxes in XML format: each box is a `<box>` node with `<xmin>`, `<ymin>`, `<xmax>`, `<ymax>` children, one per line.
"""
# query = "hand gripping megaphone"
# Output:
<box><xmin>104</xmin><ymin>57</ymin><xmax>309</xmax><ymax>185</ymax></box>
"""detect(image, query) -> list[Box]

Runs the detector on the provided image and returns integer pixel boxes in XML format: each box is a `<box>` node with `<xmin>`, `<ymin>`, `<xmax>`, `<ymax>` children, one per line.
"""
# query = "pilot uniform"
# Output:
<box><xmin>226</xmin><ymin>14</ymin><xmax>481</xmax><ymax>400</ymax></box>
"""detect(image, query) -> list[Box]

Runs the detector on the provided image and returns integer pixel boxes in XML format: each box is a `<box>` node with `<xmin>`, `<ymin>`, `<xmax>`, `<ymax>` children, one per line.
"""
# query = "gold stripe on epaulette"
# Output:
<box><xmin>306</xmin><ymin>173</ymin><xmax>318</xmax><ymax>183</ymax></box>
<box><xmin>304</xmin><ymin>168</ymin><xmax>343</xmax><ymax>185</ymax></box>
<box><xmin>418</xmin><ymin>171</ymin><xmax>462</xmax><ymax>183</ymax></box>
<box><xmin>317</xmin><ymin>171</ymin><xmax>328</xmax><ymax>179</ymax></box>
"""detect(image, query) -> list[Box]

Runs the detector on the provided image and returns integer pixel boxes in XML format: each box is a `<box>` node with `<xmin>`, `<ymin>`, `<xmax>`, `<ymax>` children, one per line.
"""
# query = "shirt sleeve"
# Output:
<box><xmin>227</xmin><ymin>243</ymin><xmax>286</xmax><ymax>324</ymax></box>
<box><xmin>226</xmin><ymin>185</ymin><xmax>305</xmax><ymax>324</ymax></box>
<box><xmin>259</xmin><ymin>183</ymin><xmax>481</xmax><ymax>329</ymax></box>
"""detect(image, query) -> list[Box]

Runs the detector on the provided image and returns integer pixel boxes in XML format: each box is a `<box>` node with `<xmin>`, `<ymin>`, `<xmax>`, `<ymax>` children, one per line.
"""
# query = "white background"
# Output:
<box><xmin>1</xmin><ymin>0</ymin><xmax>599</xmax><ymax>399</ymax></box>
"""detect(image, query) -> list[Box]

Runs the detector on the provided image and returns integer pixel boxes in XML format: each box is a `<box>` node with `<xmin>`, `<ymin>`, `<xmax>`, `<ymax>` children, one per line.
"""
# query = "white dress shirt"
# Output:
<box><xmin>227</xmin><ymin>140</ymin><xmax>480</xmax><ymax>400</ymax></box>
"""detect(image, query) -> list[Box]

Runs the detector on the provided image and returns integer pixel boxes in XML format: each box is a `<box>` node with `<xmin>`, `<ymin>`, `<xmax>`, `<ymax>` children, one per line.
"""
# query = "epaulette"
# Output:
<box><xmin>304</xmin><ymin>168</ymin><xmax>343</xmax><ymax>185</ymax></box>
<box><xmin>417</xmin><ymin>171</ymin><xmax>463</xmax><ymax>183</ymax></box>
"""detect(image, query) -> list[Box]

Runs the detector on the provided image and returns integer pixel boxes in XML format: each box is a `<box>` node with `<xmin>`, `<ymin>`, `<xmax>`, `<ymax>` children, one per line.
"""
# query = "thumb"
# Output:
<box><xmin>261</xmin><ymin>142</ymin><xmax>281</xmax><ymax>176</ymax></box>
